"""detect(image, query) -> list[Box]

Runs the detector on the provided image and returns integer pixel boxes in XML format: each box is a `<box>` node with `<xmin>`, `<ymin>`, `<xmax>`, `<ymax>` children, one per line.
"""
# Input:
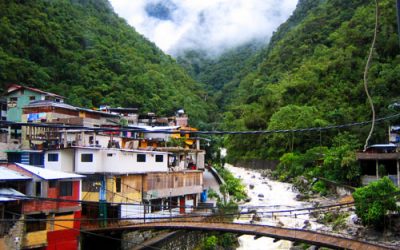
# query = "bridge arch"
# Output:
<box><xmin>88</xmin><ymin>221</ymin><xmax>395</xmax><ymax>250</ymax></box>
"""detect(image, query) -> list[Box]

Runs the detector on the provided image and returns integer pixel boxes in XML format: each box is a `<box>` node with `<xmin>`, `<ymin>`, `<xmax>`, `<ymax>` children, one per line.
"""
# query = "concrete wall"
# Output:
<box><xmin>74</xmin><ymin>149</ymin><xmax>102</xmax><ymax>173</ymax></box>
<box><xmin>74</xmin><ymin>148</ymin><xmax>168</xmax><ymax>174</ymax></box>
<box><xmin>44</xmin><ymin>148</ymin><xmax>74</xmax><ymax>172</ymax></box>
<box><xmin>102</xmin><ymin>150</ymin><xmax>168</xmax><ymax>173</ymax></box>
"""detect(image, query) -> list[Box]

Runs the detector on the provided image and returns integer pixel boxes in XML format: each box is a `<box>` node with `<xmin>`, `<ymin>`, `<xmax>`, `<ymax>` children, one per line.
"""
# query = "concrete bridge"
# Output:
<box><xmin>87</xmin><ymin>220</ymin><xmax>397</xmax><ymax>250</ymax></box>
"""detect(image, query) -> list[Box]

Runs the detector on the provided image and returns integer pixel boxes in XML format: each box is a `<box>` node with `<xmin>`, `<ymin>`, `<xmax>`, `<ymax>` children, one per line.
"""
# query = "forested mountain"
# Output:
<box><xmin>0</xmin><ymin>0</ymin><xmax>212</xmax><ymax>124</ymax></box>
<box><xmin>176</xmin><ymin>41</ymin><xmax>264</xmax><ymax>109</ymax></box>
<box><xmin>220</xmin><ymin>0</ymin><xmax>400</xmax><ymax>182</ymax></box>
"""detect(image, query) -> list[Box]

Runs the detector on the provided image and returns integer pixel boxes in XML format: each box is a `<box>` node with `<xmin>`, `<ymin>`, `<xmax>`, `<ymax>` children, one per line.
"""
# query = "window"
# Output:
<box><xmin>137</xmin><ymin>154</ymin><xmax>146</xmax><ymax>162</ymax></box>
<box><xmin>115</xmin><ymin>177</ymin><xmax>121</xmax><ymax>193</ymax></box>
<box><xmin>60</xmin><ymin>182</ymin><xmax>72</xmax><ymax>196</ymax></box>
<box><xmin>35</xmin><ymin>182</ymin><xmax>41</xmax><ymax>197</ymax></box>
<box><xmin>155</xmin><ymin>155</ymin><xmax>164</xmax><ymax>162</ymax></box>
<box><xmin>81</xmin><ymin>153</ymin><xmax>93</xmax><ymax>162</ymax></box>
<box><xmin>29</xmin><ymin>153</ymin><xmax>44</xmax><ymax>166</ymax></box>
<box><xmin>26</xmin><ymin>214</ymin><xmax>46</xmax><ymax>232</ymax></box>
<box><xmin>48</xmin><ymin>153</ymin><xmax>59</xmax><ymax>162</ymax></box>
<box><xmin>8</xmin><ymin>97</ymin><xmax>17</xmax><ymax>108</ymax></box>
<box><xmin>49</xmin><ymin>180</ymin><xmax>56</xmax><ymax>188</ymax></box>
<box><xmin>29</xmin><ymin>96</ymin><xmax>36</xmax><ymax>101</ymax></box>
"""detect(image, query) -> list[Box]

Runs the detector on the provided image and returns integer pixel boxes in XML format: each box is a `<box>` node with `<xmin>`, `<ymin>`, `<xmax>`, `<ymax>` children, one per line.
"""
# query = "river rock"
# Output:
<box><xmin>346</xmin><ymin>228</ymin><xmax>358</xmax><ymax>236</ymax></box>
<box><xmin>277</xmin><ymin>220</ymin><xmax>284</xmax><ymax>227</ymax></box>
<box><xmin>252</xmin><ymin>213</ymin><xmax>261</xmax><ymax>222</ymax></box>
<box><xmin>302</xmin><ymin>220</ymin><xmax>311</xmax><ymax>229</ymax></box>
<box><xmin>249</xmin><ymin>184</ymin><xmax>254</xmax><ymax>189</ymax></box>
<box><xmin>295</xmin><ymin>194</ymin><xmax>306</xmax><ymax>201</ymax></box>
<box><xmin>258</xmin><ymin>193</ymin><xmax>264</xmax><ymax>198</ymax></box>
<box><xmin>252</xmin><ymin>175</ymin><xmax>256</xmax><ymax>178</ymax></box>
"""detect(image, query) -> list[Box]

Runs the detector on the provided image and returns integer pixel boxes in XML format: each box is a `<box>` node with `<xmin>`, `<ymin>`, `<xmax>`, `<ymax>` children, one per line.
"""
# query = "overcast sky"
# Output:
<box><xmin>109</xmin><ymin>0</ymin><xmax>298</xmax><ymax>56</ymax></box>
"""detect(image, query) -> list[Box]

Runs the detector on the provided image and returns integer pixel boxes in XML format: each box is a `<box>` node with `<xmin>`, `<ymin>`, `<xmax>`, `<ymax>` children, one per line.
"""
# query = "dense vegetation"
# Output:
<box><xmin>177</xmin><ymin>40</ymin><xmax>265</xmax><ymax>109</ymax></box>
<box><xmin>353</xmin><ymin>177</ymin><xmax>399</xmax><ymax>228</ymax></box>
<box><xmin>0</xmin><ymin>0</ymin><xmax>213</xmax><ymax>125</ymax></box>
<box><xmin>212</xmin><ymin>164</ymin><xmax>247</xmax><ymax>203</ymax></box>
<box><xmin>219</xmin><ymin>0</ymin><xmax>400</xmax><ymax>185</ymax></box>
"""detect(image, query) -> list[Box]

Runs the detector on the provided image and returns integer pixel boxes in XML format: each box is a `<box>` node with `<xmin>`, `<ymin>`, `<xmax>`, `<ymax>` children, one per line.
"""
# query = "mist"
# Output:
<box><xmin>109</xmin><ymin>0</ymin><xmax>298</xmax><ymax>56</ymax></box>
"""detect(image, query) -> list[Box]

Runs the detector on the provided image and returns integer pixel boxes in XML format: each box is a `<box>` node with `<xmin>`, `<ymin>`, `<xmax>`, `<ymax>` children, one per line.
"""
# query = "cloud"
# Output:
<box><xmin>109</xmin><ymin>0</ymin><xmax>298</xmax><ymax>56</ymax></box>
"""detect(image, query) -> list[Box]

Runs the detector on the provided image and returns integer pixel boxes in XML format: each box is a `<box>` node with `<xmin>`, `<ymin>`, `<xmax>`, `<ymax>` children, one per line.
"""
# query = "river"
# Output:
<box><xmin>225</xmin><ymin>164</ymin><xmax>327</xmax><ymax>250</ymax></box>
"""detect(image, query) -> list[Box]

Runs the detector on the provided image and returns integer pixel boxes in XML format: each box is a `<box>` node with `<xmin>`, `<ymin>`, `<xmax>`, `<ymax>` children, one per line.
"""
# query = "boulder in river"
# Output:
<box><xmin>258</xmin><ymin>193</ymin><xmax>264</xmax><ymax>198</ymax></box>
<box><xmin>249</xmin><ymin>184</ymin><xmax>254</xmax><ymax>189</ymax></box>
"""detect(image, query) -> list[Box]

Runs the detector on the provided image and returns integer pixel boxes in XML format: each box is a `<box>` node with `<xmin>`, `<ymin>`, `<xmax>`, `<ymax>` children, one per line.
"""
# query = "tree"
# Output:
<box><xmin>267</xmin><ymin>105</ymin><xmax>327</xmax><ymax>154</ymax></box>
<box><xmin>353</xmin><ymin>177</ymin><xmax>399</xmax><ymax>228</ymax></box>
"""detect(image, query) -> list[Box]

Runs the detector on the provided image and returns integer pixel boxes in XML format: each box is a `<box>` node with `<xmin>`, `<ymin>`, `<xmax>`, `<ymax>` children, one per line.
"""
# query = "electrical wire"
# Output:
<box><xmin>1</xmin><ymin>112</ymin><xmax>399</xmax><ymax>135</ymax></box>
<box><xmin>363</xmin><ymin>0</ymin><xmax>379</xmax><ymax>151</ymax></box>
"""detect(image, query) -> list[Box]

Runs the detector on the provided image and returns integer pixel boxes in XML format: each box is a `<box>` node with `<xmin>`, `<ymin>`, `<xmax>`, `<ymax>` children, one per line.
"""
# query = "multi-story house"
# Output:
<box><xmin>5</xmin><ymin>84</ymin><xmax>65</xmax><ymax>124</ymax></box>
<box><xmin>356</xmin><ymin>126</ymin><xmax>400</xmax><ymax>187</ymax></box>
<box><xmin>0</xmin><ymin>163</ymin><xmax>84</xmax><ymax>250</ymax></box>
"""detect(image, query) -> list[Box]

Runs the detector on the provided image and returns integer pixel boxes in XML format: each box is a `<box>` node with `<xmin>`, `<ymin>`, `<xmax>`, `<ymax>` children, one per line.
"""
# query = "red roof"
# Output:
<box><xmin>7</xmin><ymin>84</ymin><xmax>64</xmax><ymax>99</ymax></box>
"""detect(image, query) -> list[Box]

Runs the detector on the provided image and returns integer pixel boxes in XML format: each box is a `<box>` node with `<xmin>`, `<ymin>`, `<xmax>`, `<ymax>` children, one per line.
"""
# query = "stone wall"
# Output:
<box><xmin>235</xmin><ymin>159</ymin><xmax>279</xmax><ymax>170</ymax></box>
<box><xmin>121</xmin><ymin>230</ymin><xmax>209</xmax><ymax>250</ymax></box>
<box><xmin>152</xmin><ymin>231</ymin><xmax>209</xmax><ymax>250</ymax></box>
<box><xmin>3</xmin><ymin>215</ymin><xmax>24</xmax><ymax>250</ymax></box>
<box><xmin>122</xmin><ymin>230</ymin><xmax>169</xmax><ymax>250</ymax></box>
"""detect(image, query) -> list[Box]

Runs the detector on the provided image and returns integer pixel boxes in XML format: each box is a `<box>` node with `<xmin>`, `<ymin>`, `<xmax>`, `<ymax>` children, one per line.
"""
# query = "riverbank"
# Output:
<box><xmin>224</xmin><ymin>164</ymin><xmax>400</xmax><ymax>249</ymax></box>
<box><xmin>224</xmin><ymin>164</ymin><xmax>328</xmax><ymax>249</ymax></box>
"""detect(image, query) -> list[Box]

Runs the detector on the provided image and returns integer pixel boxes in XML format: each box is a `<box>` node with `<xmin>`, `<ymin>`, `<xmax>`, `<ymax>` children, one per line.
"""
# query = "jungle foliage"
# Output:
<box><xmin>0</xmin><ymin>0</ymin><xmax>213</xmax><ymax>125</ymax></box>
<box><xmin>218</xmin><ymin>0</ymin><xmax>400</xmax><ymax>184</ymax></box>
<box><xmin>353</xmin><ymin>177</ymin><xmax>399</xmax><ymax>228</ymax></box>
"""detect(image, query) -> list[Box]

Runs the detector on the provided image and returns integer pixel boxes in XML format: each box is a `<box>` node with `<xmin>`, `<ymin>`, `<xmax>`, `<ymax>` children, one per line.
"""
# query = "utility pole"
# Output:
<box><xmin>397</xmin><ymin>0</ymin><xmax>400</xmax><ymax>45</ymax></box>
<box><xmin>141</xmin><ymin>175</ymin><xmax>145</xmax><ymax>223</ymax></box>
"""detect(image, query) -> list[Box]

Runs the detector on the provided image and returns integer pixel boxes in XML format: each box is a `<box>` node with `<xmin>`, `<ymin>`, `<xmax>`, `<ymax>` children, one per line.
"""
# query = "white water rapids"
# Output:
<box><xmin>225</xmin><ymin>164</ymin><xmax>327</xmax><ymax>250</ymax></box>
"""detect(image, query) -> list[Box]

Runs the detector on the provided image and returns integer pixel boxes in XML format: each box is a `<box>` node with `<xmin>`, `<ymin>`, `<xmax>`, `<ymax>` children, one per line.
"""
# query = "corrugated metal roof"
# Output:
<box><xmin>3</xmin><ymin>149</ymin><xmax>43</xmax><ymax>153</ymax></box>
<box><xmin>0</xmin><ymin>188</ymin><xmax>27</xmax><ymax>202</ymax></box>
<box><xmin>0</xmin><ymin>167</ymin><xmax>31</xmax><ymax>180</ymax></box>
<box><xmin>25</xmin><ymin>100</ymin><xmax>77</xmax><ymax>110</ymax></box>
<box><xmin>7</xmin><ymin>84</ymin><xmax>64</xmax><ymax>99</ymax></box>
<box><xmin>15</xmin><ymin>163</ymin><xmax>85</xmax><ymax>180</ymax></box>
<box><xmin>368</xmin><ymin>143</ymin><xmax>397</xmax><ymax>148</ymax></box>
<box><xmin>129</xmin><ymin>125</ymin><xmax>180</xmax><ymax>131</ymax></box>
<box><xmin>24</xmin><ymin>100</ymin><xmax>119</xmax><ymax>117</ymax></box>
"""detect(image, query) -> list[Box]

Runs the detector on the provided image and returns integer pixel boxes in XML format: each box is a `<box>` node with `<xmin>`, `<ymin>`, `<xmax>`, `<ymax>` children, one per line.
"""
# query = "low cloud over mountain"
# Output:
<box><xmin>110</xmin><ymin>0</ymin><xmax>297</xmax><ymax>56</ymax></box>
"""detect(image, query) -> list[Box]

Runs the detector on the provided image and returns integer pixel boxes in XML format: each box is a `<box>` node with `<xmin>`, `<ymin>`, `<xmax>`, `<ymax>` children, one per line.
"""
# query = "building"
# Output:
<box><xmin>43</xmin><ymin>146</ymin><xmax>203</xmax><ymax>225</ymax></box>
<box><xmin>20</xmin><ymin>100</ymin><xmax>121</xmax><ymax>150</ymax></box>
<box><xmin>356</xmin><ymin>144</ymin><xmax>400</xmax><ymax>186</ymax></box>
<box><xmin>5</xmin><ymin>84</ymin><xmax>64</xmax><ymax>123</ymax></box>
<box><xmin>0</xmin><ymin>163</ymin><xmax>84</xmax><ymax>250</ymax></box>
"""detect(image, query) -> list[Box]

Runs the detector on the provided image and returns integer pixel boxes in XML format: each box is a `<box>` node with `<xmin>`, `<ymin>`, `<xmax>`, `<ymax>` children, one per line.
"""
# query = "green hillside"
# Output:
<box><xmin>222</xmin><ymin>0</ymin><xmax>400</xmax><ymax>172</ymax></box>
<box><xmin>0</xmin><ymin>0</ymin><xmax>211</xmax><ymax>124</ymax></box>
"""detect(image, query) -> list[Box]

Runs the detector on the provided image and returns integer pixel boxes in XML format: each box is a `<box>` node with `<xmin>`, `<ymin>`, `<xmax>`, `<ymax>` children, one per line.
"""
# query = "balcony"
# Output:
<box><xmin>144</xmin><ymin>171</ymin><xmax>203</xmax><ymax>200</ymax></box>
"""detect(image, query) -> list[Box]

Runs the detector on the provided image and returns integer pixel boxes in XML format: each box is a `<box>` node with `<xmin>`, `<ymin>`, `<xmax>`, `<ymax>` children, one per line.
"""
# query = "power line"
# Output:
<box><xmin>0</xmin><ymin>192</ymin><xmax>357</xmax><ymax>214</ymax></box>
<box><xmin>1</xmin><ymin>112</ymin><xmax>399</xmax><ymax>135</ymax></box>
